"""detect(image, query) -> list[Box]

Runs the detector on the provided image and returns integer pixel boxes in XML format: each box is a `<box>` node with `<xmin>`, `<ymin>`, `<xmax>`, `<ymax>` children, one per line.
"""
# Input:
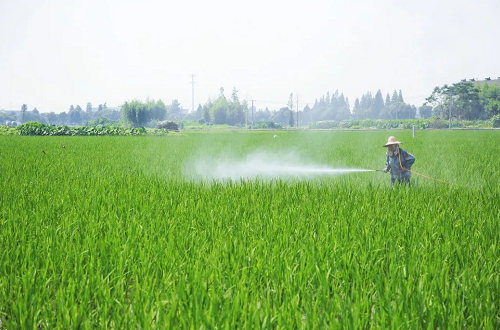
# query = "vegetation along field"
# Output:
<box><xmin>1</xmin><ymin>130</ymin><xmax>499</xmax><ymax>329</ymax></box>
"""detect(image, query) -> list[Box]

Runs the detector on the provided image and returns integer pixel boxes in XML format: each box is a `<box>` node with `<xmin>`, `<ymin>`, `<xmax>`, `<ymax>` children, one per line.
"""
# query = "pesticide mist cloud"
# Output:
<box><xmin>183</xmin><ymin>151</ymin><xmax>373</xmax><ymax>181</ymax></box>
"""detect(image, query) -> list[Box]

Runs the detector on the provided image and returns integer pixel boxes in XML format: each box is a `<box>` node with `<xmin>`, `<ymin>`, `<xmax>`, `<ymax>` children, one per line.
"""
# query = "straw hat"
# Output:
<box><xmin>383</xmin><ymin>136</ymin><xmax>401</xmax><ymax>147</ymax></box>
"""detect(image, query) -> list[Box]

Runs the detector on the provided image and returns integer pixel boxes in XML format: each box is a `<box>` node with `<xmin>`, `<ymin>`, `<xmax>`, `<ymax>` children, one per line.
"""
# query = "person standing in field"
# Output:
<box><xmin>383</xmin><ymin>136</ymin><xmax>415</xmax><ymax>185</ymax></box>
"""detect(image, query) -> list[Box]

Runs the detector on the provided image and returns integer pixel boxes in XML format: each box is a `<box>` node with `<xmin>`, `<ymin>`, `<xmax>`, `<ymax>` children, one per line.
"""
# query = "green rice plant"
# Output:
<box><xmin>0</xmin><ymin>131</ymin><xmax>499</xmax><ymax>329</ymax></box>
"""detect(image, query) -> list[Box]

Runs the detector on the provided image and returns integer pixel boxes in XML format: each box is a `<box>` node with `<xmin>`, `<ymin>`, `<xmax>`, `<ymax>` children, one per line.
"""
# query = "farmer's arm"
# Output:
<box><xmin>403</xmin><ymin>152</ymin><xmax>415</xmax><ymax>169</ymax></box>
<box><xmin>384</xmin><ymin>156</ymin><xmax>390</xmax><ymax>172</ymax></box>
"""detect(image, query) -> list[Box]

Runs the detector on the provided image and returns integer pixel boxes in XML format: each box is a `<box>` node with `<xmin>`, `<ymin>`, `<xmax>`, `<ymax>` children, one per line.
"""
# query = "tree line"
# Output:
<box><xmin>5</xmin><ymin>81</ymin><xmax>500</xmax><ymax>127</ymax></box>
<box><xmin>7</xmin><ymin>102</ymin><xmax>119</xmax><ymax>126</ymax></box>
<box><xmin>423</xmin><ymin>81</ymin><xmax>500</xmax><ymax>120</ymax></box>
<box><xmin>192</xmin><ymin>88</ymin><xmax>417</xmax><ymax>126</ymax></box>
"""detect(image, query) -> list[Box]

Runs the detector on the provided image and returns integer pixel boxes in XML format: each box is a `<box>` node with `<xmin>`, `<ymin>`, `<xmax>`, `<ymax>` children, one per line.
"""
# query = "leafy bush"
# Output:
<box><xmin>253</xmin><ymin>120</ymin><xmax>283</xmax><ymax>129</ymax></box>
<box><xmin>17</xmin><ymin>122</ymin><xmax>53</xmax><ymax>135</ymax></box>
<box><xmin>156</xmin><ymin>121</ymin><xmax>179</xmax><ymax>130</ymax></box>
<box><xmin>310</xmin><ymin>121</ymin><xmax>339</xmax><ymax>129</ymax></box>
<box><xmin>0</xmin><ymin>125</ymin><xmax>19</xmax><ymax>135</ymax></box>
<box><xmin>492</xmin><ymin>115</ymin><xmax>500</xmax><ymax>128</ymax></box>
<box><xmin>16</xmin><ymin>122</ymin><xmax>168</xmax><ymax>136</ymax></box>
<box><xmin>86</xmin><ymin>117</ymin><xmax>121</xmax><ymax>127</ymax></box>
<box><xmin>309</xmin><ymin>118</ymin><xmax>494</xmax><ymax>130</ymax></box>
<box><xmin>339</xmin><ymin>120</ymin><xmax>352</xmax><ymax>128</ymax></box>
<box><xmin>428</xmin><ymin>117</ymin><xmax>448</xmax><ymax>129</ymax></box>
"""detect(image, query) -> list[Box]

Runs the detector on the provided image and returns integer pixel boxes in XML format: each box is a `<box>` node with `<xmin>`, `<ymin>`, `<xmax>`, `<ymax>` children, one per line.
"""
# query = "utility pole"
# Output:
<box><xmin>250</xmin><ymin>100</ymin><xmax>255</xmax><ymax>130</ymax></box>
<box><xmin>191</xmin><ymin>74</ymin><xmax>195</xmax><ymax>113</ymax></box>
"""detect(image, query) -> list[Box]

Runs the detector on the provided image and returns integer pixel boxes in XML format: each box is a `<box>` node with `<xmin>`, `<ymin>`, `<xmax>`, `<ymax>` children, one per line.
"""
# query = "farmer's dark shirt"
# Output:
<box><xmin>385</xmin><ymin>148</ymin><xmax>415</xmax><ymax>179</ymax></box>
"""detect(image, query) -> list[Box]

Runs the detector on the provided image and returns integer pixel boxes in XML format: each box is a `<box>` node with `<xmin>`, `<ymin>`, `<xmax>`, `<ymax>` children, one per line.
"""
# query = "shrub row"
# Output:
<box><xmin>16</xmin><ymin>122</ymin><xmax>169</xmax><ymax>136</ymax></box>
<box><xmin>309</xmin><ymin>117</ymin><xmax>495</xmax><ymax>130</ymax></box>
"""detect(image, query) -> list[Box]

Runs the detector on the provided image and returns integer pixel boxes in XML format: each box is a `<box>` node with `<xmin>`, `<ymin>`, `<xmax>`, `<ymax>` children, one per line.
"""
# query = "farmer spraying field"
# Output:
<box><xmin>383</xmin><ymin>136</ymin><xmax>415</xmax><ymax>185</ymax></box>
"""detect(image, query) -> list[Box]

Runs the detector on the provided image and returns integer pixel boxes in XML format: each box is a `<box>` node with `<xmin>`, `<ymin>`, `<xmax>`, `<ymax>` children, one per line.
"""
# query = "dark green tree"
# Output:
<box><xmin>121</xmin><ymin>101</ymin><xmax>131</xmax><ymax>126</ymax></box>
<box><xmin>288</xmin><ymin>109</ymin><xmax>295</xmax><ymax>127</ymax></box>
<box><xmin>69</xmin><ymin>109</ymin><xmax>82</xmax><ymax>125</ymax></box>
<box><xmin>203</xmin><ymin>105</ymin><xmax>211</xmax><ymax>124</ymax></box>
<box><xmin>371</xmin><ymin>90</ymin><xmax>384</xmax><ymax>119</ymax></box>
<box><xmin>418</xmin><ymin>105</ymin><xmax>432</xmax><ymax>118</ymax></box>
<box><xmin>360</xmin><ymin>92</ymin><xmax>373</xmax><ymax>119</ymax></box>
<box><xmin>136</xmin><ymin>105</ymin><xmax>148</xmax><ymax>126</ymax></box>
<box><xmin>46</xmin><ymin>112</ymin><xmax>58</xmax><ymax>125</ymax></box>
<box><xmin>453</xmin><ymin>82</ymin><xmax>483</xmax><ymax>119</ymax></box>
<box><xmin>228</xmin><ymin>92</ymin><xmax>244</xmax><ymax>126</ymax></box>
<box><xmin>58</xmin><ymin>112</ymin><xmax>68</xmax><ymax>125</ymax></box>
<box><xmin>271</xmin><ymin>107</ymin><xmax>291</xmax><ymax>126</ymax></box>
<box><xmin>211</xmin><ymin>98</ymin><xmax>228</xmax><ymax>124</ymax></box>
<box><xmin>385</xmin><ymin>93</ymin><xmax>391</xmax><ymax>109</ymax></box>
<box><xmin>389</xmin><ymin>102</ymin><xmax>404</xmax><ymax>120</ymax></box>
<box><xmin>391</xmin><ymin>90</ymin><xmax>399</xmax><ymax>104</ymax></box>
<box><xmin>425</xmin><ymin>82</ymin><xmax>484</xmax><ymax>120</ymax></box>
<box><xmin>352</xmin><ymin>98</ymin><xmax>361</xmax><ymax>119</ymax></box>
<box><xmin>231</xmin><ymin>87</ymin><xmax>239</xmax><ymax>103</ymax></box>
<box><xmin>480</xmin><ymin>82</ymin><xmax>500</xmax><ymax>116</ymax></box>
<box><xmin>121</xmin><ymin>100</ymin><xmax>149</xmax><ymax>127</ymax></box>
<box><xmin>196</xmin><ymin>104</ymin><xmax>203</xmax><ymax>119</ymax></box>
<box><xmin>335</xmin><ymin>93</ymin><xmax>350</xmax><ymax>120</ymax></box>
<box><xmin>302</xmin><ymin>104</ymin><xmax>312</xmax><ymax>124</ymax></box>
<box><xmin>169</xmin><ymin>99</ymin><xmax>181</xmax><ymax>119</ymax></box>
<box><xmin>147</xmin><ymin>99</ymin><xmax>167</xmax><ymax>121</ymax></box>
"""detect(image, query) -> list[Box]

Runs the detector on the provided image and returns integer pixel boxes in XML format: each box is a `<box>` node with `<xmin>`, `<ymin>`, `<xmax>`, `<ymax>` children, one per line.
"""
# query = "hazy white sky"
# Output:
<box><xmin>1</xmin><ymin>0</ymin><xmax>499</xmax><ymax>113</ymax></box>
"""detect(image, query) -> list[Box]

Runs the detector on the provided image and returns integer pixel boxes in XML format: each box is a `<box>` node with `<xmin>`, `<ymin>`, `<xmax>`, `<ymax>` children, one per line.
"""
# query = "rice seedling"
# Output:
<box><xmin>0</xmin><ymin>131</ymin><xmax>499</xmax><ymax>329</ymax></box>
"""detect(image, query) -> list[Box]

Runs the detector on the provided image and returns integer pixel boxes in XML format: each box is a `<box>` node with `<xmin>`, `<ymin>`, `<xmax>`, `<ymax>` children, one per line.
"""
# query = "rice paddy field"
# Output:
<box><xmin>1</xmin><ymin>130</ymin><xmax>499</xmax><ymax>329</ymax></box>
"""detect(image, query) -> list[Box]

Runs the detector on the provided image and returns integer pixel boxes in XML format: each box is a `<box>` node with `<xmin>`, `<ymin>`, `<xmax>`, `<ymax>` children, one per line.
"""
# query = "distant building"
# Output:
<box><xmin>477</xmin><ymin>78</ymin><xmax>500</xmax><ymax>86</ymax></box>
<box><xmin>0</xmin><ymin>110</ymin><xmax>21</xmax><ymax>114</ymax></box>
<box><xmin>465</xmin><ymin>78</ymin><xmax>500</xmax><ymax>86</ymax></box>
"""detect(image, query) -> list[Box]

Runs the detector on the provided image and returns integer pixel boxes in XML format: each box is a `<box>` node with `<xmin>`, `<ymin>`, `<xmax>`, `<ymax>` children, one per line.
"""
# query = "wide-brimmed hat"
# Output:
<box><xmin>383</xmin><ymin>136</ymin><xmax>401</xmax><ymax>147</ymax></box>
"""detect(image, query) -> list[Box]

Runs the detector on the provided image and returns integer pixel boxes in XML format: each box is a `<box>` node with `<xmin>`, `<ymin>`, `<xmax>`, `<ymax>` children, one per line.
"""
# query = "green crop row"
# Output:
<box><xmin>0</xmin><ymin>131</ymin><xmax>499</xmax><ymax>329</ymax></box>
<box><xmin>14</xmin><ymin>122</ymin><xmax>172</xmax><ymax>136</ymax></box>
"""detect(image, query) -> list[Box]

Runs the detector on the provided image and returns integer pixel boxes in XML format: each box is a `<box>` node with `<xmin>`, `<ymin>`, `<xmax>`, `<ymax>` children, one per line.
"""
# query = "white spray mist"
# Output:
<box><xmin>184</xmin><ymin>150</ymin><xmax>374</xmax><ymax>181</ymax></box>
